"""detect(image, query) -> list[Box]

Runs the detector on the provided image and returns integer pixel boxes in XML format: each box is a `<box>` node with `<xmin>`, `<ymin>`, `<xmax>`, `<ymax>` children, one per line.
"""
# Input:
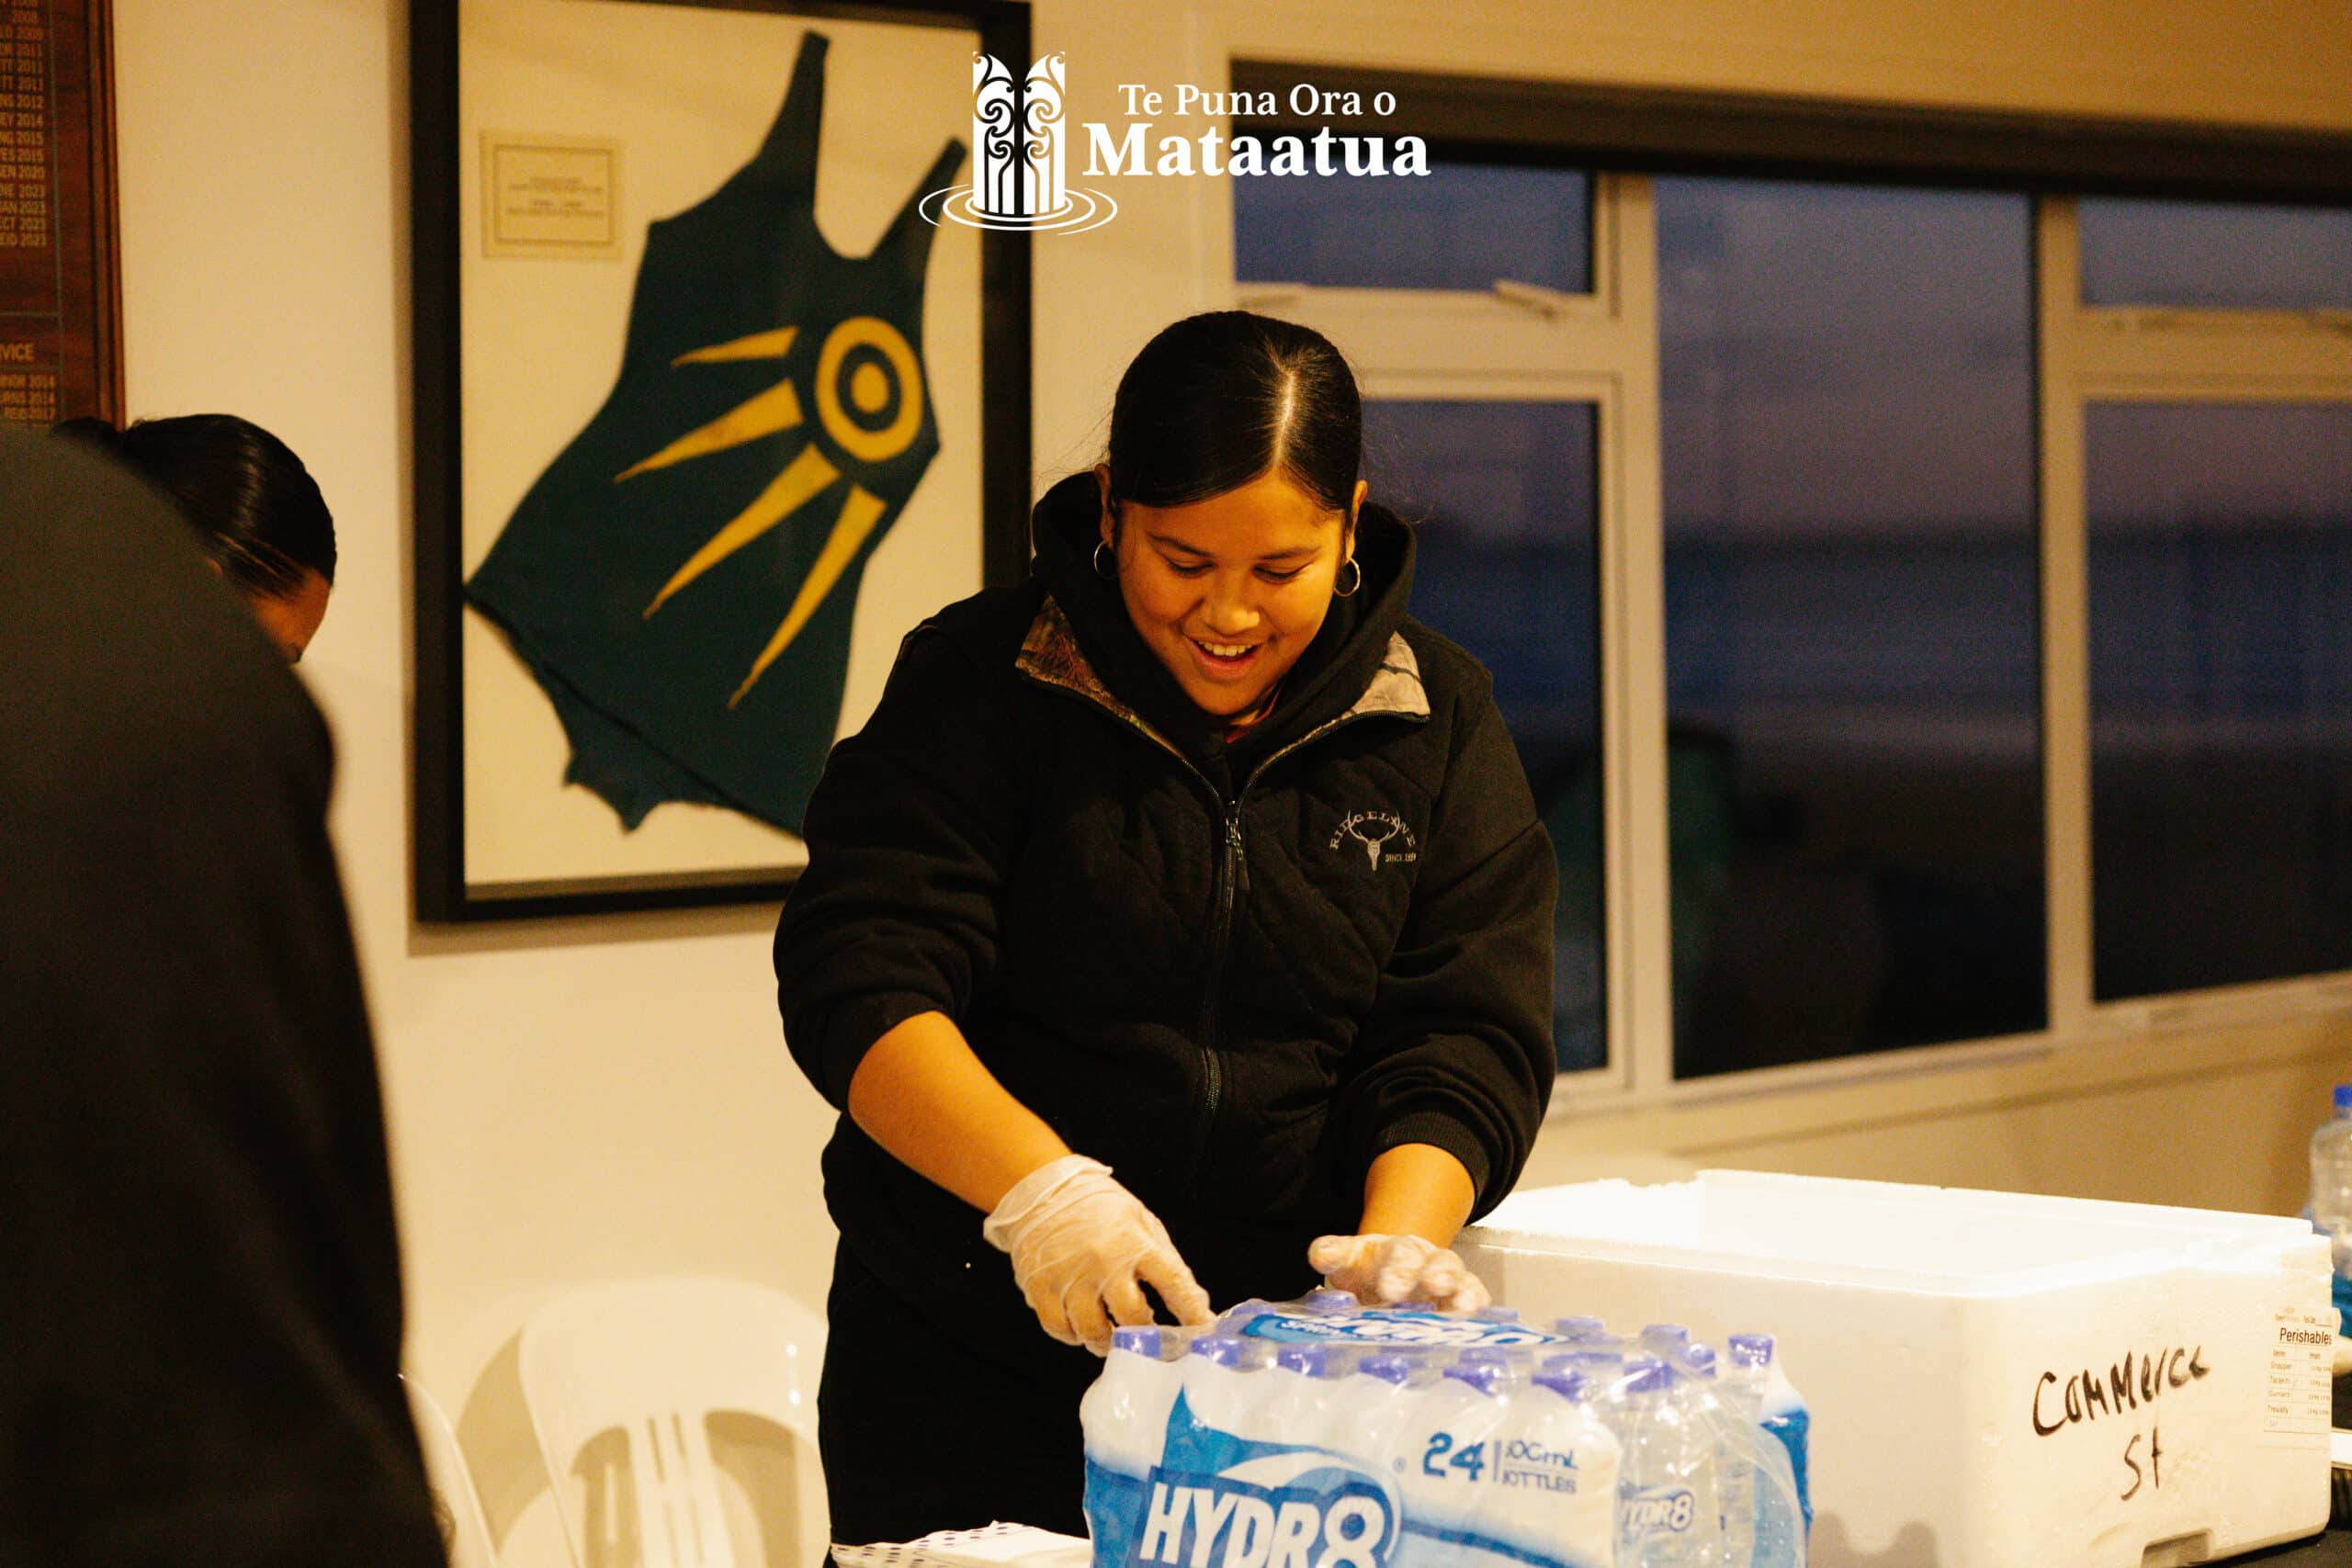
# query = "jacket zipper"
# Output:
<box><xmin>1187</xmin><ymin>807</ymin><xmax>1244</xmax><ymax>1168</ymax></box>
<box><xmin>1019</xmin><ymin>675</ymin><xmax>1410</xmax><ymax>1192</ymax></box>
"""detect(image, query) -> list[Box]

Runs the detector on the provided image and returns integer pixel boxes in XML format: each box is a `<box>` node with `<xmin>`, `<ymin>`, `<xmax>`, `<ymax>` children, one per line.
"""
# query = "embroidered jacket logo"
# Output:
<box><xmin>1330</xmin><ymin>811</ymin><xmax>1418</xmax><ymax>870</ymax></box>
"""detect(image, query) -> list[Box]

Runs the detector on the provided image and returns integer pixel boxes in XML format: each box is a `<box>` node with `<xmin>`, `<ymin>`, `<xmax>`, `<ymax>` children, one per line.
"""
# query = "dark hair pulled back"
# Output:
<box><xmin>53</xmin><ymin>412</ymin><xmax>335</xmax><ymax>598</ymax></box>
<box><xmin>1102</xmin><ymin>311</ymin><xmax>1362</xmax><ymax>522</ymax></box>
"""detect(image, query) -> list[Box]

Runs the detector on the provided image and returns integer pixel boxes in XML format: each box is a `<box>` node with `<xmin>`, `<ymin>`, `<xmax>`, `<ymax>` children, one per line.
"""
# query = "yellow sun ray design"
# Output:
<box><xmin>729</xmin><ymin>483</ymin><xmax>888</xmax><ymax>708</ymax></box>
<box><xmin>642</xmin><ymin>443</ymin><xmax>842</xmax><ymax>618</ymax></box>
<box><xmin>627</xmin><ymin>316</ymin><xmax>927</xmax><ymax>706</ymax></box>
<box><xmin>616</xmin><ymin>329</ymin><xmax>805</xmax><ymax>482</ymax></box>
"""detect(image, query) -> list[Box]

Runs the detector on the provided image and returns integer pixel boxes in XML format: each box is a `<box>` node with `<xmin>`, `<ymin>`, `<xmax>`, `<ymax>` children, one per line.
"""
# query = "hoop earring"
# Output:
<box><xmin>1093</xmin><ymin>539</ymin><xmax>1117</xmax><ymax>580</ymax></box>
<box><xmin>1332</xmin><ymin>556</ymin><xmax>1363</xmax><ymax>598</ymax></box>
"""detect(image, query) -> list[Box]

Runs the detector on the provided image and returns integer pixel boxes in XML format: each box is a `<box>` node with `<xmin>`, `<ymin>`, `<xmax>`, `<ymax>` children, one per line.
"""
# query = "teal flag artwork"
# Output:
<box><xmin>466</xmin><ymin>34</ymin><xmax>965</xmax><ymax>833</ymax></box>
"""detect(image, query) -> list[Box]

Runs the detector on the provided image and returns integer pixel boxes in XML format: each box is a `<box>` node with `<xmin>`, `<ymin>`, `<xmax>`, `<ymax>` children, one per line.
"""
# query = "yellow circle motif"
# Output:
<box><xmin>816</xmin><ymin>316</ymin><xmax>923</xmax><ymax>464</ymax></box>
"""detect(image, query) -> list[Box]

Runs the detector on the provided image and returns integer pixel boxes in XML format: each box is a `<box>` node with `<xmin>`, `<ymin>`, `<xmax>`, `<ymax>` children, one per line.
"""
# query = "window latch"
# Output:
<box><xmin>1492</xmin><ymin>278</ymin><xmax>1579</xmax><ymax>317</ymax></box>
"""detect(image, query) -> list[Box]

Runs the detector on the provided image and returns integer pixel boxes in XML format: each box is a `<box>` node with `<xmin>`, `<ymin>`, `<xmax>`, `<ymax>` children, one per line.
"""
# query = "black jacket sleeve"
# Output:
<box><xmin>0</xmin><ymin>430</ymin><xmax>445</xmax><ymax>1566</ymax></box>
<box><xmin>774</xmin><ymin>602</ymin><xmax>1033</xmax><ymax>1107</ymax></box>
<box><xmin>1333</xmin><ymin>666</ymin><xmax>1557</xmax><ymax>1218</ymax></box>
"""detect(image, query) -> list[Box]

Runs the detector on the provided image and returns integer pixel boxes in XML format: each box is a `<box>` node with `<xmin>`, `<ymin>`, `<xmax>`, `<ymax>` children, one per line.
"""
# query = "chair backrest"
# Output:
<box><xmin>403</xmin><ymin>1372</ymin><xmax>500</xmax><ymax>1568</ymax></box>
<box><xmin>517</xmin><ymin>1277</ymin><xmax>828</xmax><ymax>1568</ymax></box>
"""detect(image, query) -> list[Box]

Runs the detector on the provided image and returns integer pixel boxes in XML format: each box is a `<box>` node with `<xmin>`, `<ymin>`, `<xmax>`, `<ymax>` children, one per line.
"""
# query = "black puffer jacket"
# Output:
<box><xmin>775</xmin><ymin>473</ymin><xmax>1555</xmax><ymax>1367</ymax></box>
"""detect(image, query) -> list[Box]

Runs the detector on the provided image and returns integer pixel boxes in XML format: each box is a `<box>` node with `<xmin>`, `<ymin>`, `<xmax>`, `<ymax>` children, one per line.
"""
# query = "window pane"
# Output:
<box><xmin>2087</xmin><ymin>403</ymin><xmax>2352</xmax><ymax>999</ymax></box>
<box><xmin>2079</xmin><ymin>197</ymin><xmax>2352</xmax><ymax>310</ymax></box>
<box><xmin>1657</xmin><ymin>176</ymin><xmax>2045</xmax><ymax>1078</ymax></box>
<box><xmin>1235</xmin><ymin>160</ymin><xmax>1590</xmax><ymax>293</ymax></box>
<box><xmin>1363</xmin><ymin>400</ymin><xmax>1603</xmax><ymax>1073</ymax></box>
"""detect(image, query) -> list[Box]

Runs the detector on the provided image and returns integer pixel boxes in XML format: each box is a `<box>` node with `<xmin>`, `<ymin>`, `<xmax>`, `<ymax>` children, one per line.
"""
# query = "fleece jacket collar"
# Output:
<box><xmin>1022</xmin><ymin>470</ymin><xmax>1423</xmax><ymax>779</ymax></box>
<box><xmin>1015</xmin><ymin>594</ymin><xmax>1429</xmax><ymax>780</ymax></box>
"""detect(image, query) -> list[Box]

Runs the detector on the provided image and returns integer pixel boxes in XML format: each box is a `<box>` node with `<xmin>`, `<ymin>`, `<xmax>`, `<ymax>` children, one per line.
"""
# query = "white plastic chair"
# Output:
<box><xmin>517</xmin><ymin>1277</ymin><xmax>829</xmax><ymax>1568</ymax></box>
<box><xmin>403</xmin><ymin>1373</ymin><xmax>500</xmax><ymax>1568</ymax></box>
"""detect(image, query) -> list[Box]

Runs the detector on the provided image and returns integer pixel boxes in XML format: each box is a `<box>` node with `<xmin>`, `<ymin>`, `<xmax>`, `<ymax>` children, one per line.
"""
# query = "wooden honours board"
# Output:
<box><xmin>0</xmin><ymin>0</ymin><xmax>119</xmax><ymax>429</ymax></box>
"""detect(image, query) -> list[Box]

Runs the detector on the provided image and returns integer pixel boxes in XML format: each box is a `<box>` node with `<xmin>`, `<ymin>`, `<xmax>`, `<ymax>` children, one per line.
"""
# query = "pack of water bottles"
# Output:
<box><xmin>1080</xmin><ymin>1291</ymin><xmax>1812</xmax><ymax>1568</ymax></box>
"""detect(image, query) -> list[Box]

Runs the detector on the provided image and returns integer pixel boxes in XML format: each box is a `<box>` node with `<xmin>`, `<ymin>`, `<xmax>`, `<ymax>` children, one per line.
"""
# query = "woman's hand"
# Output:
<box><xmin>983</xmin><ymin>1155</ymin><xmax>1215</xmax><ymax>1353</ymax></box>
<box><xmin>1312</xmin><ymin>1142</ymin><xmax>1489</xmax><ymax>1311</ymax></box>
<box><xmin>1307</xmin><ymin>1232</ymin><xmax>1492</xmax><ymax>1313</ymax></box>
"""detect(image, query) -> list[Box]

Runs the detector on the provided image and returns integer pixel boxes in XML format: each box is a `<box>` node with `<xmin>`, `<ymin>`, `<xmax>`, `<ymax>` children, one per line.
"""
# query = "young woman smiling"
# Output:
<box><xmin>775</xmin><ymin>311</ymin><xmax>1556</xmax><ymax>1545</ymax></box>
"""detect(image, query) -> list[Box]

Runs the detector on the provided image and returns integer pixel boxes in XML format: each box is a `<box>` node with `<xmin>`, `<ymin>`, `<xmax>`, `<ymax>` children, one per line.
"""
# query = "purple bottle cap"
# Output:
<box><xmin>1300</xmin><ymin>1289</ymin><xmax>1358</xmax><ymax>1315</ymax></box>
<box><xmin>1443</xmin><ymin>1360</ymin><xmax>1510</xmax><ymax>1395</ymax></box>
<box><xmin>1473</xmin><ymin>1305</ymin><xmax>1521</xmax><ymax>1323</ymax></box>
<box><xmin>1683</xmin><ymin>1344</ymin><xmax>1718</xmax><ymax>1377</ymax></box>
<box><xmin>1726</xmin><ymin>1333</ymin><xmax>1775</xmax><ymax>1366</ymax></box>
<box><xmin>1360</xmin><ymin>1354</ymin><xmax>1414</xmax><ymax>1386</ymax></box>
<box><xmin>1623</xmin><ymin>1355</ymin><xmax>1671</xmax><ymax>1397</ymax></box>
<box><xmin>1533</xmin><ymin>1371</ymin><xmax>1587</xmax><ymax>1404</ymax></box>
<box><xmin>1276</xmin><ymin>1345</ymin><xmax>1329</xmax><ymax>1377</ymax></box>
<box><xmin>1552</xmin><ymin>1315</ymin><xmax>1609</xmax><ymax>1340</ymax></box>
<box><xmin>1112</xmin><ymin>1326</ymin><xmax>1164</xmax><ymax>1359</ymax></box>
<box><xmin>1189</xmin><ymin>1335</ymin><xmax>1245</xmax><ymax>1366</ymax></box>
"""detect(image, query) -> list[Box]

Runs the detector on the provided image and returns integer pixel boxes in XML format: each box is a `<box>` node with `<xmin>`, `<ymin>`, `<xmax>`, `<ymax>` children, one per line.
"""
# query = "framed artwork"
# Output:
<box><xmin>413</xmin><ymin>0</ymin><xmax>1032</xmax><ymax>920</ymax></box>
<box><xmin>0</xmin><ymin>0</ymin><xmax>120</xmax><ymax>429</ymax></box>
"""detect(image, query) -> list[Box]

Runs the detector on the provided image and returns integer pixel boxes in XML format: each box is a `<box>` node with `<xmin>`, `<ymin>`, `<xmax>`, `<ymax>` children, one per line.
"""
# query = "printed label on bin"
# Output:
<box><xmin>1233</xmin><ymin>1310</ymin><xmax>1567</xmax><ymax>1349</ymax></box>
<box><xmin>2259</xmin><ymin>1303</ymin><xmax>2335</xmax><ymax>1449</ymax></box>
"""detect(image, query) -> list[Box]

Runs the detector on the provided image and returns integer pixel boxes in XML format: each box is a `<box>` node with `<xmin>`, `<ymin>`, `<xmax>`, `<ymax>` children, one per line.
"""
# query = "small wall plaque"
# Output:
<box><xmin>481</xmin><ymin>131</ymin><xmax>619</xmax><ymax>258</ymax></box>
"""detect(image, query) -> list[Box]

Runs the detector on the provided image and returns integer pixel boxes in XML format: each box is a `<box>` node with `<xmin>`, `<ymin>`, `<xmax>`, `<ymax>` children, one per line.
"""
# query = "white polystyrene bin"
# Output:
<box><xmin>1458</xmin><ymin>1171</ymin><xmax>2336</xmax><ymax>1568</ymax></box>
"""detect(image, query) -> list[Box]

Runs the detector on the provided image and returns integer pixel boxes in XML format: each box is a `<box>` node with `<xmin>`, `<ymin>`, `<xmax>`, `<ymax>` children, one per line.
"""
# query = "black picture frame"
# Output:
<box><xmin>412</xmin><ymin>0</ymin><xmax>1032</xmax><ymax>921</ymax></box>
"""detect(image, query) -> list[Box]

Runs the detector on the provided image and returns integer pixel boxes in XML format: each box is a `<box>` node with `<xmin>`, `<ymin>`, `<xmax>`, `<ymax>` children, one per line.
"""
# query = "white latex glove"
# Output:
<box><xmin>982</xmin><ymin>1154</ymin><xmax>1215</xmax><ymax>1353</ymax></box>
<box><xmin>1308</xmin><ymin>1232</ymin><xmax>1492</xmax><ymax>1314</ymax></box>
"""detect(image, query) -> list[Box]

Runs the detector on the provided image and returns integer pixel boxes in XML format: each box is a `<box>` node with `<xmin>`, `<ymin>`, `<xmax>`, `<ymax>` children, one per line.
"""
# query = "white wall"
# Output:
<box><xmin>108</xmin><ymin>2</ymin><xmax>2351</xmax><ymax>1562</ymax></box>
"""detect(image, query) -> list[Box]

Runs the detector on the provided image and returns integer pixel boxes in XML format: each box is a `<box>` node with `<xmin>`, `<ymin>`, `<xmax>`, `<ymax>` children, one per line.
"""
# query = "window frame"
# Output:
<box><xmin>2041</xmin><ymin>197</ymin><xmax>2352</xmax><ymax>1041</ymax></box>
<box><xmin>1227</xmin><ymin>66</ymin><xmax>2352</xmax><ymax>1112</ymax></box>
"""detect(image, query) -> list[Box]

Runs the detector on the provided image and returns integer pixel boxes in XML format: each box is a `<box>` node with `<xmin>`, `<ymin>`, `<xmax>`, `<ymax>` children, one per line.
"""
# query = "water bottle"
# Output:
<box><xmin>2309</xmin><ymin>1085</ymin><xmax>2352</xmax><ymax>1325</ymax></box>
<box><xmin>1544</xmin><ymin>1349</ymin><xmax>1629</xmax><ymax>1438</ymax></box>
<box><xmin>1266</xmin><ymin>1342</ymin><xmax>1335</xmax><ymax>1439</ymax></box>
<box><xmin>1679</xmin><ymin>1347</ymin><xmax>1750</xmax><ymax>1567</ymax></box>
<box><xmin>1617</xmin><ymin>1357</ymin><xmax>1722</xmax><ymax>1568</ymax></box>
<box><xmin>1084</xmin><ymin>1326</ymin><xmax>1181</xmax><ymax>1458</ymax></box>
<box><xmin>1180</xmin><ymin>1332</ymin><xmax>1255</xmax><ymax>1442</ymax></box>
<box><xmin>1727</xmin><ymin>1334</ymin><xmax>1812</xmax><ymax>1546</ymax></box>
<box><xmin>1081</xmin><ymin>1325</ymin><xmax>1185</xmax><ymax>1560</ymax></box>
<box><xmin>1510</xmin><ymin>1371</ymin><xmax>1623</xmax><ymax>1557</ymax></box>
<box><xmin>1329</xmin><ymin>1349</ymin><xmax>1418</xmax><ymax>1457</ymax></box>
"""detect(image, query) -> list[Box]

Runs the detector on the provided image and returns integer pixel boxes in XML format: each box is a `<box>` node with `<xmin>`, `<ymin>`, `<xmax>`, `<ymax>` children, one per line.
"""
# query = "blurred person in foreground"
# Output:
<box><xmin>0</xmin><ymin>427</ymin><xmax>443</xmax><ymax>1565</ymax></box>
<box><xmin>53</xmin><ymin>412</ymin><xmax>336</xmax><ymax>662</ymax></box>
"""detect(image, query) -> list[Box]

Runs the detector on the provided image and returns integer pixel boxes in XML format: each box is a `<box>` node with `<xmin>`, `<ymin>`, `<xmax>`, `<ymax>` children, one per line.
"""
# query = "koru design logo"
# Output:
<box><xmin>1330</xmin><ymin>810</ymin><xmax>1419</xmax><ymax>870</ymax></box>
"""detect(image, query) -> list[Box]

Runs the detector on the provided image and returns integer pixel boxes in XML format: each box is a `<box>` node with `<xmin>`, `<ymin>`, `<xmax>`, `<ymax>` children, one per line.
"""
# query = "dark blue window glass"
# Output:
<box><xmin>2087</xmin><ymin>403</ymin><xmax>2352</xmax><ymax>999</ymax></box>
<box><xmin>1363</xmin><ymin>400</ymin><xmax>1603</xmax><ymax>1072</ymax></box>
<box><xmin>1235</xmin><ymin>160</ymin><xmax>1590</xmax><ymax>293</ymax></box>
<box><xmin>2079</xmin><ymin>198</ymin><xmax>2352</xmax><ymax>310</ymax></box>
<box><xmin>1657</xmin><ymin>176</ymin><xmax>2045</xmax><ymax>1077</ymax></box>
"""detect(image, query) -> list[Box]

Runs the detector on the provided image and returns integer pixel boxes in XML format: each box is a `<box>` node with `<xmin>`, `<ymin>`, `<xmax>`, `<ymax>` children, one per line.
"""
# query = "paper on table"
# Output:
<box><xmin>832</xmin><ymin>1521</ymin><xmax>1092</xmax><ymax>1568</ymax></box>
